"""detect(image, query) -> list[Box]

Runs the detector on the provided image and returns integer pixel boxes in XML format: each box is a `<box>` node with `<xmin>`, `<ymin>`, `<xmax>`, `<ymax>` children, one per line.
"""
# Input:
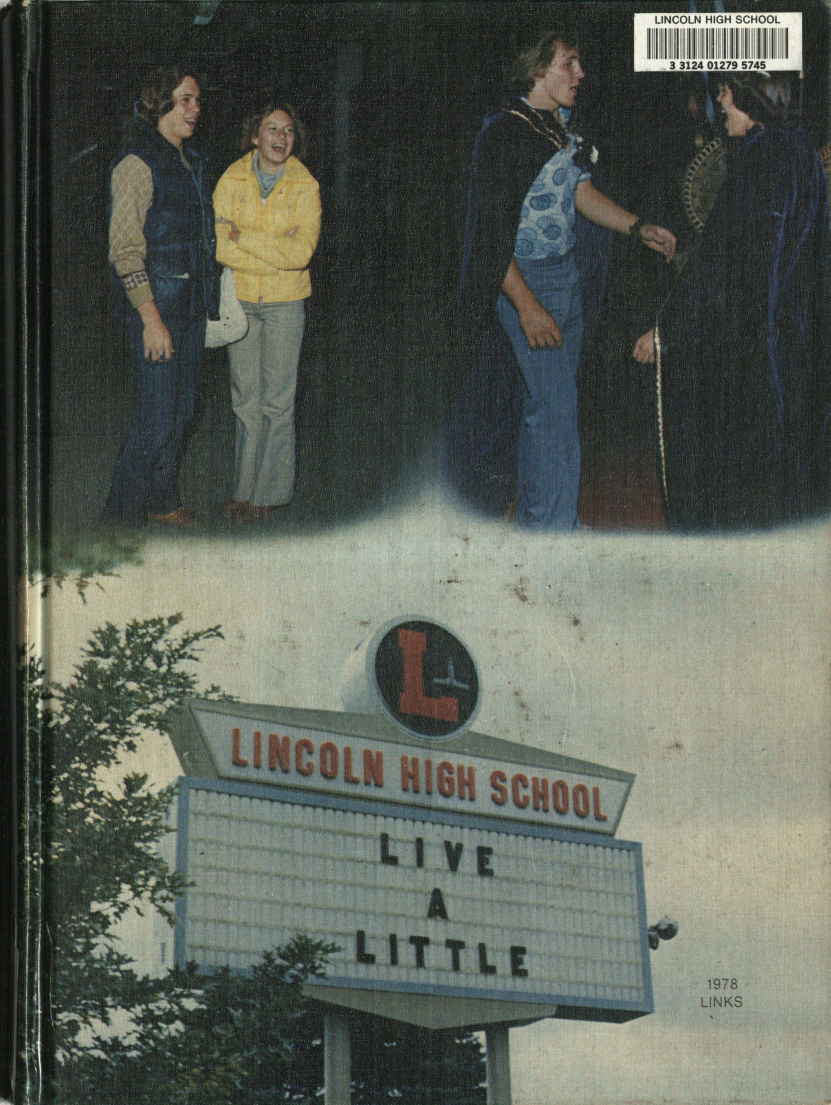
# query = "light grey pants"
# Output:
<box><xmin>229</xmin><ymin>298</ymin><xmax>305</xmax><ymax>506</ymax></box>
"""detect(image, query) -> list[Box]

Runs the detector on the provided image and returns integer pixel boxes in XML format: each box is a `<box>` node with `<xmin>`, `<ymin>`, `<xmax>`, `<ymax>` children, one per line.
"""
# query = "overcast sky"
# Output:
<box><xmin>40</xmin><ymin>504</ymin><xmax>830</xmax><ymax>1105</ymax></box>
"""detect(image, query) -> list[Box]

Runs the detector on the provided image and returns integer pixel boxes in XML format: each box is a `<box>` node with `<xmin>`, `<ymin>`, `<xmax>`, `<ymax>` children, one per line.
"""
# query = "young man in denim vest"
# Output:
<box><xmin>104</xmin><ymin>64</ymin><xmax>219</xmax><ymax>528</ymax></box>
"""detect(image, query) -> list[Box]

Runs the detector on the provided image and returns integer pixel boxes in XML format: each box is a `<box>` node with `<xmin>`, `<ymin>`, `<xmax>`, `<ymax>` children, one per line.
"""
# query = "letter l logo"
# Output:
<box><xmin>397</xmin><ymin>628</ymin><xmax>459</xmax><ymax>721</ymax></box>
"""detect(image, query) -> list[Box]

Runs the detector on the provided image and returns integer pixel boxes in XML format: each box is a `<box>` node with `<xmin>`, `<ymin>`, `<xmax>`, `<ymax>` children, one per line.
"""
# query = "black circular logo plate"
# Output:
<box><xmin>373</xmin><ymin>619</ymin><xmax>480</xmax><ymax>739</ymax></box>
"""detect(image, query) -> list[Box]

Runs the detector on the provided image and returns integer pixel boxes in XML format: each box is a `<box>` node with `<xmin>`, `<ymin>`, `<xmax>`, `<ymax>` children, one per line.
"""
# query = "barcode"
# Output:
<box><xmin>646</xmin><ymin>26</ymin><xmax>789</xmax><ymax>61</ymax></box>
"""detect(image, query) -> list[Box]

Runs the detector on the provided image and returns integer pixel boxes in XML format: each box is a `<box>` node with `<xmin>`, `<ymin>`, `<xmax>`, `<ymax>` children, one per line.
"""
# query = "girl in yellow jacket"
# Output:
<box><xmin>214</xmin><ymin>102</ymin><xmax>321</xmax><ymax>522</ymax></box>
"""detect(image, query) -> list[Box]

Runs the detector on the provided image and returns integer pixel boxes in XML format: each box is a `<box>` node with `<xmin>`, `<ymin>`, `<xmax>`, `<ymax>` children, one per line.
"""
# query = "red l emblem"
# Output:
<box><xmin>397</xmin><ymin>628</ymin><xmax>460</xmax><ymax>722</ymax></box>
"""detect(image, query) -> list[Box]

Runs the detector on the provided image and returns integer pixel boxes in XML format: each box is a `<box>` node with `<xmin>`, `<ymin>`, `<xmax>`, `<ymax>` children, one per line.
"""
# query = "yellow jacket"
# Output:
<box><xmin>213</xmin><ymin>152</ymin><xmax>321</xmax><ymax>303</ymax></box>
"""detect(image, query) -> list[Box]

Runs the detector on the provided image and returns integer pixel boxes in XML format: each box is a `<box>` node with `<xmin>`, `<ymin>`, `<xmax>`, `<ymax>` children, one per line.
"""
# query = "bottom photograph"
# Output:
<box><xmin>23</xmin><ymin>518</ymin><xmax>830</xmax><ymax>1105</ymax></box>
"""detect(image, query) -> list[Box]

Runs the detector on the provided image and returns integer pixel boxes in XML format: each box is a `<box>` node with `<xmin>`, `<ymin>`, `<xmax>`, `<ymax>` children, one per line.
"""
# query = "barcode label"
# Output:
<box><xmin>647</xmin><ymin>27</ymin><xmax>789</xmax><ymax>60</ymax></box>
<box><xmin>634</xmin><ymin>13</ymin><xmax>802</xmax><ymax>71</ymax></box>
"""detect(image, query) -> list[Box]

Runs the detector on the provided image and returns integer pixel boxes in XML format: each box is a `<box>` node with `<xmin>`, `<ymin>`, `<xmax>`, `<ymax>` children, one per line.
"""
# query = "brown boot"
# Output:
<box><xmin>233</xmin><ymin>503</ymin><xmax>282</xmax><ymax>524</ymax></box>
<box><xmin>222</xmin><ymin>498</ymin><xmax>249</xmax><ymax>518</ymax></box>
<box><xmin>147</xmin><ymin>507</ymin><xmax>203</xmax><ymax>530</ymax></box>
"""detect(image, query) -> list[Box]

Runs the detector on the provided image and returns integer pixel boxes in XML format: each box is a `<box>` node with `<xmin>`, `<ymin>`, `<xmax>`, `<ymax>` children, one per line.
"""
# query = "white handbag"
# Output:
<box><xmin>205</xmin><ymin>266</ymin><xmax>249</xmax><ymax>348</ymax></box>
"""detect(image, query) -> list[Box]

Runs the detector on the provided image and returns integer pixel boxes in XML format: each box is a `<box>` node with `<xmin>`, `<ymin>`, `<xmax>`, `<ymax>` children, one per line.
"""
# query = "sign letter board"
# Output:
<box><xmin>174</xmin><ymin>777</ymin><xmax>653</xmax><ymax>1026</ymax></box>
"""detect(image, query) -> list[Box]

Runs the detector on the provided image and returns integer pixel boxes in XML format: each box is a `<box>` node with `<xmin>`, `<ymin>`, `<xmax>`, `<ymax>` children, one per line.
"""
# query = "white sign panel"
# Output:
<box><xmin>188</xmin><ymin>706</ymin><xmax>631</xmax><ymax>836</ymax></box>
<box><xmin>176</xmin><ymin>780</ymin><xmax>652</xmax><ymax>1018</ymax></box>
<box><xmin>634</xmin><ymin>12</ymin><xmax>802</xmax><ymax>71</ymax></box>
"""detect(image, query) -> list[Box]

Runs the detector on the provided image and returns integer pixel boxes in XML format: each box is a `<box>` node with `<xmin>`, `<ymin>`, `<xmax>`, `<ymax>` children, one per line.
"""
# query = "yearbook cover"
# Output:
<box><xmin>15</xmin><ymin>2</ymin><xmax>831</xmax><ymax>1103</ymax></box>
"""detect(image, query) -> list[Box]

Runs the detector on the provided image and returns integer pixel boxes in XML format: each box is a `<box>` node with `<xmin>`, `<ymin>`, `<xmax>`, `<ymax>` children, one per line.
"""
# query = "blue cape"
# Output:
<box><xmin>657</xmin><ymin>126</ymin><xmax>831</xmax><ymax>530</ymax></box>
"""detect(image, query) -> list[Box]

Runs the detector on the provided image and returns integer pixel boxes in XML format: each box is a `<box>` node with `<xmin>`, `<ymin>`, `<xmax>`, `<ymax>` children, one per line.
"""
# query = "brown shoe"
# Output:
<box><xmin>147</xmin><ymin>507</ymin><xmax>203</xmax><ymax>530</ymax></box>
<box><xmin>222</xmin><ymin>498</ymin><xmax>249</xmax><ymax>518</ymax></box>
<box><xmin>232</xmin><ymin>503</ymin><xmax>282</xmax><ymax>524</ymax></box>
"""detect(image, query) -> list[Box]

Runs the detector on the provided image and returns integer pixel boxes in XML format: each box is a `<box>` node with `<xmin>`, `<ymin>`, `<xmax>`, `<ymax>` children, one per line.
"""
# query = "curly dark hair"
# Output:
<box><xmin>239</xmin><ymin>101</ymin><xmax>306</xmax><ymax>160</ymax></box>
<box><xmin>137</xmin><ymin>64</ymin><xmax>203</xmax><ymax>124</ymax></box>
<box><xmin>511</xmin><ymin>25</ymin><xmax>579</xmax><ymax>96</ymax></box>
<box><xmin>721</xmin><ymin>71</ymin><xmax>795</xmax><ymax>126</ymax></box>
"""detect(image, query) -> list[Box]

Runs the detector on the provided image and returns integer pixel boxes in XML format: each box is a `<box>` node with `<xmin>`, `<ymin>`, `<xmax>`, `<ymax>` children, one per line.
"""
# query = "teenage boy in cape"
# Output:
<box><xmin>451</xmin><ymin>27</ymin><xmax>675</xmax><ymax>531</ymax></box>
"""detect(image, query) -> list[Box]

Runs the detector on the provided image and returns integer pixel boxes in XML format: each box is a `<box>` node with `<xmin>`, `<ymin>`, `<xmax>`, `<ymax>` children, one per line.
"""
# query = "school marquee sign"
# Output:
<box><xmin>169</xmin><ymin>622</ymin><xmax>653</xmax><ymax>1030</ymax></box>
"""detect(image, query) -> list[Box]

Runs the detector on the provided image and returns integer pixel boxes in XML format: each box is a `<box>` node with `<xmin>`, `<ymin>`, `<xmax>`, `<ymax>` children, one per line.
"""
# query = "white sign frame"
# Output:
<box><xmin>174</xmin><ymin>775</ymin><xmax>654</xmax><ymax>1028</ymax></box>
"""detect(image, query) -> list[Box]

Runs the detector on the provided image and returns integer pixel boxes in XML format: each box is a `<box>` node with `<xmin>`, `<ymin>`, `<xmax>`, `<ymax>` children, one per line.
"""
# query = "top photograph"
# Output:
<box><xmin>32</xmin><ymin>0</ymin><xmax>831</xmax><ymax>551</ymax></box>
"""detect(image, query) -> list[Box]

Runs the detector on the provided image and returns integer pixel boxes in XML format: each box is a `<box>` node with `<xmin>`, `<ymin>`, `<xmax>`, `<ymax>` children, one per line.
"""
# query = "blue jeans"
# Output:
<box><xmin>497</xmin><ymin>253</ymin><xmax>583</xmax><ymax>531</ymax></box>
<box><xmin>104</xmin><ymin>313</ymin><xmax>206</xmax><ymax>524</ymax></box>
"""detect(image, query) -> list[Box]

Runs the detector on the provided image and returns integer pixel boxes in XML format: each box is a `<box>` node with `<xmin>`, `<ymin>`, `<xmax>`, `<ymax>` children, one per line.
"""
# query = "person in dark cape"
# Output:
<box><xmin>443</xmin><ymin>26</ymin><xmax>675</xmax><ymax>531</ymax></box>
<box><xmin>633</xmin><ymin>72</ymin><xmax>831</xmax><ymax>531</ymax></box>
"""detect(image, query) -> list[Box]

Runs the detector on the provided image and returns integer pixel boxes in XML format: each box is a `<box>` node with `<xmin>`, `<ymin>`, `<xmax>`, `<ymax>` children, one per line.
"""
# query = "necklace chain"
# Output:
<box><xmin>505</xmin><ymin>104</ymin><xmax>569</xmax><ymax>149</ymax></box>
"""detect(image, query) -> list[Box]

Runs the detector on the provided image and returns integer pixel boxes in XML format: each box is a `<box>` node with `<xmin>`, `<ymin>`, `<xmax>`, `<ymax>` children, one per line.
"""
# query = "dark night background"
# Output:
<box><xmin>41</xmin><ymin>0</ymin><xmax>830</xmax><ymax>538</ymax></box>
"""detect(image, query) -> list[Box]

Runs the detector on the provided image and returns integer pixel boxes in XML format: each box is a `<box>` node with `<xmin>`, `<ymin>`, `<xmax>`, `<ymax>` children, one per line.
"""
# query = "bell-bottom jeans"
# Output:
<box><xmin>496</xmin><ymin>252</ymin><xmax>583</xmax><ymax>531</ymax></box>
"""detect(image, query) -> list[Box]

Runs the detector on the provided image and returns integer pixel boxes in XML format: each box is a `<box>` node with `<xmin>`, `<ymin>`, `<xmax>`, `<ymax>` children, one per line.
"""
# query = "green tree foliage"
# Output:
<box><xmin>62</xmin><ymin>939</ymin><xmax>486</xmax><ymax>1105</ymax></box>
<box><xmin>60</xmin><ymin>935</ymin><xmax>338</xmax><ymax>1105</ymax></box>
<box><xmin>23</xmin><ymin>614</ymin><xmax>226</xmax><ymax>1077</ymax></box>
<box><xmin>347</xmin><ymin>1014</ymin><xmax>487</xmax><ymax>1105</ymax></box>
<box><xmin>22</xmin><ymin>614</ymin><xmax>486</xmax><ymax>1104</ymax></box>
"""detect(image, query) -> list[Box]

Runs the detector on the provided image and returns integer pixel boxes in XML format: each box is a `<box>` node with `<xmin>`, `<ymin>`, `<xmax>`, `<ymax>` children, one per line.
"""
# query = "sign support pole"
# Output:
<box><xmin>485</xmin><ymin>1024</ymin><xmax>512</xmax><ymax>1105</ymax></box>
<box><xmin>324</xmin><ymin>1011</ymin><xmax>352</xmax><ymax>1105</ymax></box>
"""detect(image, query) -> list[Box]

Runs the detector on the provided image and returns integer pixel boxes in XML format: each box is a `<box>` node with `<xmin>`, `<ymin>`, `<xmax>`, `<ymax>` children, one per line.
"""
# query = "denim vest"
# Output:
<box><xmin>110</xmin><ymin>126</ymin><xmax>219</xmax><ymax>323</ymax></box>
